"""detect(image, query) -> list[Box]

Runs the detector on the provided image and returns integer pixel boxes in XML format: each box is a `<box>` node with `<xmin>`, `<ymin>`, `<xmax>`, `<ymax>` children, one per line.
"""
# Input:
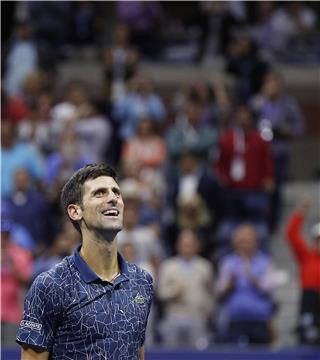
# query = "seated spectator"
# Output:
<box><xmin>3</xmin><ymin>168</ymin><xmax>50</xmax><ymax>250</ymax></box>
<box><xmin>158</xmin><ymin>229</ymin><xmax>214</xmax><ymax>348</ymax></box>
<box><xmin>102</xmin><ymin>22</ymin><xmax>139</xmax><ymax>101</ymax></box>
<box><xmin>286</xmin><ymin>198</ymin><xmax>320</xmax><ymax>345</ymax></box>
<box><xmin>250</xmin><ymin>71</ymin><xmax>304</xmax><ymax>231</ymax></box>
<box><xmin>121</xmin><ymin>116</ymin><xmax>166</xmax><ymax>172</ymax></box>
<box><xmin>1</xmin><ymin>119</ymin><xmax>44</xmax><ymax>197</ymax></box>
<box><xmin>1</xmin><ymin>219</ymin><xmax>32</xmax><ymax>346</ymax></box>
<box><xmin>216</xmin><ymin>224</ymin><xmax>275</xmax><ymax>345</ymax></box>
<box><xmin>112</xmin><ymin>71</ymin><xmax>167</xmax><ymax>141</ymax></box>
<box><xmin>166</xmin><ymin>98</ymin><xmax>217</xmax><ymax>181</ymax></box>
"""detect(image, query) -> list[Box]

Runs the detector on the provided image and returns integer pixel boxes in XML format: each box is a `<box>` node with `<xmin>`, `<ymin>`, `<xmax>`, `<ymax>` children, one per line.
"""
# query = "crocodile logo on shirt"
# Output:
<box><xmin>134</xmin><ymin>294</ymin><xmax>145</xmax><ymax>305</ymax></box>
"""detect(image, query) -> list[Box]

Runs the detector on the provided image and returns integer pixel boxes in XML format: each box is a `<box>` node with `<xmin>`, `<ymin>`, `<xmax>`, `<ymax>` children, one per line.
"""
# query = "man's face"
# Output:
<box><xmin>79</xmin><ymin>176</ymin><xmax>124</xmax><ymax>234</ymax></box>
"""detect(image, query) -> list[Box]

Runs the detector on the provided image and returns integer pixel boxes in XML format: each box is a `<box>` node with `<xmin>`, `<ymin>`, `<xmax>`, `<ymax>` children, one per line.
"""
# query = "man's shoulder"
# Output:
<box><xmin>31</xmin><ymin>256</ymin><xmax>74</xmax><ymax>291</ymax></box>
<box><xmin>126</xmin><ymin>262</ymin><xmax>153</xmax><ymax>285</ymax></box>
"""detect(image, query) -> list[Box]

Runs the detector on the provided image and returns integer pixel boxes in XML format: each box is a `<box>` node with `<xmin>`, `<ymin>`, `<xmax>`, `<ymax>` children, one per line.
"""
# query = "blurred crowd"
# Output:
<box><xmin>1</xmin><ymin>0</ymin><xmax>320</xmax><ymax>349</ymax></box>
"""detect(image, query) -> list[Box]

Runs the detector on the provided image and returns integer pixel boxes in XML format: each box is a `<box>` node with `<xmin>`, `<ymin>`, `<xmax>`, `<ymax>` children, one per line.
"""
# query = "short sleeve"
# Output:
<box><xmin>16</xmin><ymin>272</ymin><xmax>62</xmax><ymax>350</ymax></box>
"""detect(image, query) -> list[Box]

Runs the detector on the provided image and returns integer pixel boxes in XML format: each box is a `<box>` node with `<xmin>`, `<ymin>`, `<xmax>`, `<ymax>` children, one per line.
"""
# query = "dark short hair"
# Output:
<box><xmin>60</xmin><ymin>163</ymin><xmax>118</xmax><ymax>232</ymax></box>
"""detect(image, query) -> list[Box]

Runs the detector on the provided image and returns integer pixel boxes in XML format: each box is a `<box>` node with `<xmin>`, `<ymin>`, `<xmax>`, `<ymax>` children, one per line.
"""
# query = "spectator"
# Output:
<box><xmin>50</xmin><ymin>80</ymin><xmax>89</xmax><ymax>139</ymax></box>
<box><xmin>262</xmin><ymin>2</ymin><xmax>317</xmax><ymax>57</ymax></box>
<box><xmin>216</xmin><ymin>224</ymin><xmax>275</xmax><ymax>345</ymax></box>
<box><xmin>119</xmin><ymin>241</ymin><xmax>157</xmax><ymax>347</ymax></box>
<box><xmin>3</xmin><ymin>21</ymin><xmax>38</xmax><ymax>96</ymax></box>
<box><xmin>250</xmin><ymin>71</ymin><xmax>304</xmax><ymax>231</ymax></box>
<box><xmin>121</xmin><ymin>116</ymin><xmax>166</xmax><ymax>172</ymax></box>
<box><xmin>286</xmin><ymin>198</ymin><xmax>320</xmax><ymax>345</ymax></box>
<box><xmin>172</xmin><ymin>78</ymin><xmax>230</xmax><ymax>127</ymax></box>
<box><xmin>46</xmin><ymin>130</ymin><xmax>91</xmax><ymax>198</ymax></box>
<box><xmin>158</xmin><ymin>229</ymin><xmax>214</xmax><ymax>348</ymax></box>
<box><xmin>215</xmin><ymin>105</ymin><xmax>274</xmax><ymax>192</ymax></box>
<box><xmin>215</xmin><ymin>105</ymin><xmax>274</xmax><ymax>230</ymax></box>
<box><xmin>166</xmin><ymin>98</ymin><xmax>217</xmax><ymax>181</ymax></box>
<box><xmin>17</xmin><ymin>92</ymin><xmax>53</xmax><ymax>154</ymax></box>
<box><xmin>32</xmin><ymin>221</ymin><xmax>80</xmax><ymax>280</ymax></box>
<box><xmin>226</xmin><ymin>33</ymin><xmax>270</xmax><ymax>103</ymax></box>
<box><xmin>1</xmin><ymin>86</ymin><xmax>29</xmax><ymax>123</ymax></box>
<box><xmin>117</xmin><ymin>202</ymin><xmax>162</xmax><ymax>279</ymax></box>
<box><xmin>1</xmin><ymin>219</ymin><xmax>32</xmax><ymax>346</ymax></box>
<box><xmin>113</xmin><ymin>71</ymin><xmax>166</xmax><ymax>141</ymax></box>
<box><xmin>115</xmin><ymin>1</ymin><xmax>163</xmax><ymax>58</ymax></box>
<box><xmin>102</xmin><ymin>22</ymin><xmax>139</xmax><ymax>101</ymax></box>
<box><xmin>1</xmin><ymin>119</ymin><xmax>44</xmax><ymax>197</ymax></box>
<box><xmin>72</xmin><ymin>100</ymin><xmax>113</xmax><ymax>163</ymax></box>
<box><xmin>3</xmin><ymin>168</ymin><xmax>50</xmax><ymax>249</ymax></box>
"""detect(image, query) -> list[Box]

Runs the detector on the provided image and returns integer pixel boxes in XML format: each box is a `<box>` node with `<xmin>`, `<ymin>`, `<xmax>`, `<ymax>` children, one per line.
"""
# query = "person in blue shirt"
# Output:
<box><xmin>16</xmin><ymin>163</ymin><xmax>153</xmax><ymax>359</ymax></box>
<box><xmin>216</xmin><ymin>223</ymin><xmax>275</xmax><ymax>344</ymax></box>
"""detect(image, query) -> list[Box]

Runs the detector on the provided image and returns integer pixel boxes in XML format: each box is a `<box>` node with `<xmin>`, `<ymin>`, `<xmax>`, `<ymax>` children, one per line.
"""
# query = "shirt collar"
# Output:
<box><xmin>73</xmin><ymin>245</ymin><xmax>129</xmax><ymax>283</ymax></box>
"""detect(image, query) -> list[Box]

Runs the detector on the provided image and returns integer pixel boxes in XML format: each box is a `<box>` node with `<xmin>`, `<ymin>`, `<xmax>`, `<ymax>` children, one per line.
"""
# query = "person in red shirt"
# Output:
<box><xmin>216</xmin><ymin>105</ymin><xmax>274</xmax><ymax>191</ymax></box>
<box><xmin>1</xmin><ymin>219</ymin><xmax>32</xmax><ymax>346</ymax></box>
<box><xmin>286</xmin><ymin>199</ymin><xmax>320</xmax><ymax>345</ymax></box>
<box><xmin>215</xmin><ymin>105</ymin><xmax>274</xmax><ymax>222</ymax></box>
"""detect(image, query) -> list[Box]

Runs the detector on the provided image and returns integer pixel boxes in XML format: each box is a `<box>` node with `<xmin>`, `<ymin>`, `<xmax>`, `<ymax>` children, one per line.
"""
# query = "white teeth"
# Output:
<box><xmin>103</xmin><ymin>209</ymin><xmax>119</xmax><ymax>216</ymax></box>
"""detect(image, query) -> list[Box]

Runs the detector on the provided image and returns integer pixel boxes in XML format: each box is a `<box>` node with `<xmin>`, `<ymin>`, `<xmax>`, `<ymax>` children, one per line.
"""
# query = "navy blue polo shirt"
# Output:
<box><xmin>16</xmin><ymin>246</ymin><xmax>153</xmax><ymax>359</ymax></box>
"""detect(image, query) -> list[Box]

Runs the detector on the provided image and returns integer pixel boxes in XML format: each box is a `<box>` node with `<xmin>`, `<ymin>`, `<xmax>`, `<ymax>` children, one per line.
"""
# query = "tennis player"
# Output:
<box><xmin>16</xmin><ymin>163</ymin><xmax>153</xmax><ymax>359</ymax></box>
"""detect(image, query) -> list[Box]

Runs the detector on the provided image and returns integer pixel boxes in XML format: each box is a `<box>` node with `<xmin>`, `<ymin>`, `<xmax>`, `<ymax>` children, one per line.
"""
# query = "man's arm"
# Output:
<box><xmin>286</xmin><ymin>198</ymin><xmax>311</xmax><ymax>262</ymax></box>
<box><xmin>21</xmin><ymin>345</ymin><xmax>49</xmax><ymax>360</ymax></box>
<box><xmin>139</xmin><ymin>346</ymin><xmax>145</xmax><ymax>360</ymax></box>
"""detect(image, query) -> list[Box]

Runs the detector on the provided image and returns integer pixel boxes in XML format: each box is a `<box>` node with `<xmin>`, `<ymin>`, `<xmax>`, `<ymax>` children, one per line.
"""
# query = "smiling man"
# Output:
<box><xmin>16</xmin><ymin>163</ymin><xmax>153</xmax><ymax>359</ymax></box>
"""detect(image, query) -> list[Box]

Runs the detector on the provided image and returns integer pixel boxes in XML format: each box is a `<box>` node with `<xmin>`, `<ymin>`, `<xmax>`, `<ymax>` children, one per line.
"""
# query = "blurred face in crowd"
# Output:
<box><xmin>235</xmin><ymin>106</ymin><xmax>254</xmax><ymax>132</ymax></box>
<box><xmin>120</xmin><ymin>242</ymin><xmax>137</xmax><ymax>263</ymax></box>
<box><xmin>262</xmin><ymin>73</ymin><xmax>284</xmax><ymax>99</ymax></box>
<box><xmin>186</xmin><ymin>100</ymin><xmax>202</xmax><ymax>125</ymax></box>
<box><xmin>113</xmin><ymin>23</ymin><xmax>130</xmax><ymax>46</ymax></box>
<box><xmin>123</xmin><ymin>204</ymin><xmax>139</xmax><ymax>229</ymax></box>
<box><xmin>180</xmin><ymin>152</ymin><xmax>199</xmax><ymax>174</ymax></box>
<box><xmin>229</xmin><ymin>36</ymin><xmax>252</xmax><ymax>58</ymax></box>
<box><xmin>136</xmin><ymin>117</ymin><xmax>154</xmax><ymax>137</ymax></box>
<box><xmin>14</xmin><ymin>168</ymin><xmax>31</xmax><ymax>192</ymax></box>
<box><xmin>232</xmin><ymin>224</ymin><xmax>258</xmax><ymax>258</ymax></box>
<box><xmin>256</xmin><ymin>2</ymin><xmax>274</xmax><ymax>20</ymax></box>
<box><xmin>66</xmin><ymin>83</ymin><xmax>89</xmax><ymax>106</ymax></box>
<box><xmin>176</xmin><ymin>229</ymin><xmax>200</xmax><ymax>260</ymax></box>
<box><xmin>1</xmin><ymin>120</ymin><xmax>16</xmax><ymax>148</ymax></box>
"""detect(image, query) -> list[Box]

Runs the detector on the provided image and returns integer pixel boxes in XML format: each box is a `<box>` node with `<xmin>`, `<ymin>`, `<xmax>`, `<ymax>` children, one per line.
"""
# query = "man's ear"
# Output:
<box><xmin>67</xmin><ymin>204</ymin><xmax>82</xmax><ymax>221</ymax></box>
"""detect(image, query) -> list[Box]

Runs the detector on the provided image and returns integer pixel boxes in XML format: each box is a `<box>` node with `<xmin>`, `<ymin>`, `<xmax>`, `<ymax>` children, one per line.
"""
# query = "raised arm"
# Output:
<box><xmin>286</xmin><ymin>198</ymin><xmax>312</xmax><ymax>263</ymax></box>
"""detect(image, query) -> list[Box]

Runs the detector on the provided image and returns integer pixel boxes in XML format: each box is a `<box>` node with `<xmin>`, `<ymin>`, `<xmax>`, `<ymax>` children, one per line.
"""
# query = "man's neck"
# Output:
<box><xmin>80</xmin><ymin>230</ymin><xmax>120</xmax><ymax>282</ymax></box>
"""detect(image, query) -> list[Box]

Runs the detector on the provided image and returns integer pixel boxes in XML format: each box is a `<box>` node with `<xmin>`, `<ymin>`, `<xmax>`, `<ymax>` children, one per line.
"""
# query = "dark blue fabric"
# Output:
<box><xmin>16</xmin><ymin>247</ymin><xmax>153</xmax><ymax>359</ymax></box>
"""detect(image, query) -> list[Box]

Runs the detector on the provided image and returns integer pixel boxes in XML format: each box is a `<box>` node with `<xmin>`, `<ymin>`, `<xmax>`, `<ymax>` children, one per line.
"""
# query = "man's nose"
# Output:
<box><xmin>107</xmin><ymin>192</ymin><xmax>118</xmax><ymax>204</ymax></box>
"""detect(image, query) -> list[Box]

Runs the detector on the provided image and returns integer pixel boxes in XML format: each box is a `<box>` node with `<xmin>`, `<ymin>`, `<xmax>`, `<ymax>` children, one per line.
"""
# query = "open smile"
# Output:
<box><xmin>102</xmin><ymin>208</ymin><xmax>120</xmax><ymax>217</ymax></box>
